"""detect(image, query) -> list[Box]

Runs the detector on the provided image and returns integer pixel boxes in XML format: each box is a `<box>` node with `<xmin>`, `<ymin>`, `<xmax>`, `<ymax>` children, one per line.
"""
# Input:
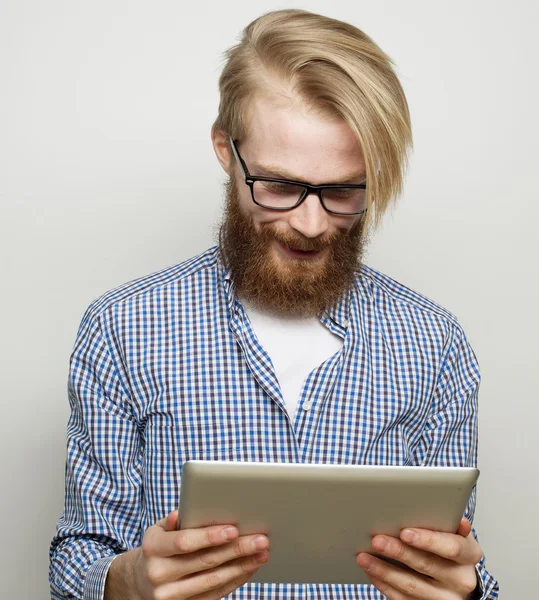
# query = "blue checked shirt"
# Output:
<box><xmin>50</xmin><ymin>246</ymin><xmax>499</xmax><ymax>599</ymax></box>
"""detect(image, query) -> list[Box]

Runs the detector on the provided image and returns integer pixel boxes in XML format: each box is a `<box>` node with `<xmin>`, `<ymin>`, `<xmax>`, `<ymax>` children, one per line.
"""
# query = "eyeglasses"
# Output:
<box><xmin>229</xmin><ymin>138</ymin><xmax>367</xmax><ymax>216</ymax></box>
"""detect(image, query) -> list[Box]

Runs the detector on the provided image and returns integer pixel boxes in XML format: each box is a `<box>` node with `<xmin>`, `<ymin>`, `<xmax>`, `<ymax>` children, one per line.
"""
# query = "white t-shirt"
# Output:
<box><xmin>242</xmin><ymin>302</ymin><xmax>344</xmax><ymax>419</ymax></box>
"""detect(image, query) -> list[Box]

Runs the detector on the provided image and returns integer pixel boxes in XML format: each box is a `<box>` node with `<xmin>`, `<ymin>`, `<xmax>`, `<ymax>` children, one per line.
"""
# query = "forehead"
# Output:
<box><xmin>241</xmin><ymin>95</ymin><xmax>365</xmax><ymax>184</ymax></box>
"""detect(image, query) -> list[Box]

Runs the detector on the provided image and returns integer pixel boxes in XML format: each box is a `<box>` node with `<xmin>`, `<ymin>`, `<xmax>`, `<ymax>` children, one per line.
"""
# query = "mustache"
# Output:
<box><xmin>259</xmin><ymin>224</ymin><xmax>346</xmax><ymax>252</ymax></box>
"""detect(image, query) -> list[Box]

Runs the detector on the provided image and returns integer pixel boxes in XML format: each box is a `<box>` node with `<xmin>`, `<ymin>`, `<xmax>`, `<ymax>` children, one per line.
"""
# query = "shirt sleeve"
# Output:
<box><xmin>49</xmin><ymin>312</ymin><xmax>143</xmax><ymax>600</ymax></box>
<box><xmin>411</xmin><ymin>323</ymin><xmax>499</xmax><ymax>599</ymax></box>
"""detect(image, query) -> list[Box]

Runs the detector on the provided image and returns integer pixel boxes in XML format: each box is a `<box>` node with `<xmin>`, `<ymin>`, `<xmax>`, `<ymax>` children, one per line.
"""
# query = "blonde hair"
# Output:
<box><xmin>213</xmin><ymin>9</ymin><xmax>413</xmax><ymax>228</ymax></box>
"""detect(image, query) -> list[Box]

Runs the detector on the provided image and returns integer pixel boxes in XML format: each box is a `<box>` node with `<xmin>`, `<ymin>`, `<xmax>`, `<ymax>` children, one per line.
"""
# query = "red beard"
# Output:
<box><xmin>220</xmin><ymin>177</ymin><xmax>367</xmax><ymax>316</ymax></box>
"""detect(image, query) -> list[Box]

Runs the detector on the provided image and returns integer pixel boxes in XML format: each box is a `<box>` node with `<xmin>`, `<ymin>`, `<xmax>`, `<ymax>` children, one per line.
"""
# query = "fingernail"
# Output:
<box><xmin>222</xmin><ymin>527</ymin><xmax>237</xmax><ymax>540</ymax></box>
<box><xmin>255</xmin><ymin>551</ymin><xmax>269</xmax><ymax>563</ymax></box>
<box><xmin>401</xmin><ymin>529</ymin><xmax>419</xmax><ymax>544</ymax></box>
<box><xmin>372</xmin><ymin>537</ymin><xmax>388</xmax><ymax>552</ymax></box>
<box><xmin>252</xmin><ymin>536</ymin><xmax>268</xmax><ymax>550</ymax></box>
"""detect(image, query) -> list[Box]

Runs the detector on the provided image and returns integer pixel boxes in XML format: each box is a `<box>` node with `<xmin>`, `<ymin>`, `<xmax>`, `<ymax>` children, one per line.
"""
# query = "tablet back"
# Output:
<box><xmin>178</xmin><ymin>461</ymin><xmax>479</xmax><ymax>585</ymax></box>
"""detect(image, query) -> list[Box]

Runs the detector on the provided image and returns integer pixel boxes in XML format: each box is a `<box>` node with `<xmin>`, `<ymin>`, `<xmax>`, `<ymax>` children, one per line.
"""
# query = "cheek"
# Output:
<box><xmin>235</xmin><ymin>184</ymin><xmax>254</xmax><ymax>213</ymax></box>
<box><xmin>253</xmin><ymin>212</ymin><xmax>288</xmax><ymax>232</ymax></box>
<box><xmin>237</xmin><ymin>191</ymin><xmax>287</xmax><ymax>231</ymax></box>
<box><xmin>334</xmin><ymin>215</ymin><xmax>361</xmax><ymax>232</ymax></box>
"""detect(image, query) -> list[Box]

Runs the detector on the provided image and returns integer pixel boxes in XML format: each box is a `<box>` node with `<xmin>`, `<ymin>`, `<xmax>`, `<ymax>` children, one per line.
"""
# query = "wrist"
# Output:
<box><xmin>104</xmin><ymin>548</ymin><xmax>142</xmax><ymax>600</ymax></box>
<box><xmin>466</xmin><ymin>567</ymin><xmax>484</xmax><ymax>600</ymax></box>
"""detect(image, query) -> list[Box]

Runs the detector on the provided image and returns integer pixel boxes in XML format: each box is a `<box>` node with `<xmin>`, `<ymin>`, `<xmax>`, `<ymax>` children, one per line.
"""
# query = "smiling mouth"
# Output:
<box><xmin>276</xmin><ymin>241</ymin><xmax>326</xmax><ymax>260</ymax></box>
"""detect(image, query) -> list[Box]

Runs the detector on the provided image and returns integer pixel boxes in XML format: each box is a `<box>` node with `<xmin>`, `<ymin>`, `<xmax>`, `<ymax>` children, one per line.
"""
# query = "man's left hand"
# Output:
<box><xmin>356</xmin><ymin>517</ymin><xmax>483</xmax><ymax>599</ymax></box>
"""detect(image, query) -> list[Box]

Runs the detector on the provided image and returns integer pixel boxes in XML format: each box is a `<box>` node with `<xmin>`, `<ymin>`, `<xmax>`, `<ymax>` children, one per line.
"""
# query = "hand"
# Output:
<box><xmin>129</xmin><ymin>510</ymin><xmax>269</xmax><ymax>600</ymax></box>
<box><xmin>356</xmin><ymin>518</ymin><xmax>482</xmax><ymax>599</ymax></box>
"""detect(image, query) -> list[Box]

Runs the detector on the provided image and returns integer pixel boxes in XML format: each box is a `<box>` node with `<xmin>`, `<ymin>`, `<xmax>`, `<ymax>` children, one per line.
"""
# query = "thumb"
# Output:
<box><xmin>157</xmin><ymin>510</ymin><xmax>180</xmax><ymax>532</ymax></box>
<box><xmin>164</xmin><ymin>510</ymin><xmax>180</xmax><ymax>532</ymax></box>
<box><xmin>457</xmin><ymin>517</ymin><xmax>472</xmax><ymax>538</ymax></box>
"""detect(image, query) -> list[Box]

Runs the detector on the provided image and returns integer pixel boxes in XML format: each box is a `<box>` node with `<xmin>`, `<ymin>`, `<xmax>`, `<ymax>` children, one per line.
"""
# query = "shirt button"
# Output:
<box><xmin>303</xmin><ymin>401</ymin><xmax>313</xmax><ymax>411</ymax></box>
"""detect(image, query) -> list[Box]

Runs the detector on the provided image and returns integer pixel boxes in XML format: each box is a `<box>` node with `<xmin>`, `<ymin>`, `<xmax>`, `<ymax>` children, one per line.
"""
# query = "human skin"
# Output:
<box><xmin>212</xmin><ymin>94</ymin><xmax>365</xmax><ymax>253</ymax></box>
<box><xmin>104</xmin><ymin>510</ymin><xmax>269</xmax><ymax>599</ymax></box>
<box><xmin>358</xmin><ymin>516</ymin><xmax>482</xmax><ymax>599</ymax></box>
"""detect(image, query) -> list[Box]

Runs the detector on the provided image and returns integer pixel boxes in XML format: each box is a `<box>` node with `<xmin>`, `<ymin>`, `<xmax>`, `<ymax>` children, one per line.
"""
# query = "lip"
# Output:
<box><xmin>274</xmin><ymin>240</ymin><xmax>326</xmax><ymax>260</ymax></box>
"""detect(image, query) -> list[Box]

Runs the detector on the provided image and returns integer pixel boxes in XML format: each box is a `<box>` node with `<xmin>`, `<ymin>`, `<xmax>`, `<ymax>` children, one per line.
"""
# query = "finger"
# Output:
<box><xmin>457</xmin><ymin>517</ymin><xmax>472</xmax><ymax>538</ymax></box>
<box><xmin>400</xmin><ymin>527</ymin><xmax>483</xmax><ymax>566</ymax></box>
<box><xmin>156</xmin><ymin>552</ymin><xmax>268</xmax><ymax>598</ymax></box>
<box><xmin>371</xmin><ymin>534</ymin><xmax>450</xmax><ymax>581</ymax></box>
<box><xmin>142</xmin><ymin>523</ymin><xmax>240</xmax><ymax>559</ymax></box>
<box><xmin>190</xmin><ymin>572</ymin><xmax>255</xmax><ymax>600</ymax></box>
<box><xmin>159</xmin><ymin>510</ymin><xmax>179</xmax><ymax>532</ymax></box>
<box><xmin>146</xmin><ymin>534</ymin><xmax>270</xmax><ymax>585</ymax></box>
<box><xmin>155</xmin><ymin>515</ymin><xmax>168</xmax><ymax>528</ymax></box>
<box><xmin>178</xmin><ymin>534</ymin><xmax>270</xmax><ymax>578</ymax></box>
<box><xmin>366</xmin><ymin>574</ymin><xmax>407</xmax><ymax>600</ymax></box>
<box><xmin>358</xmin><ymin>553</ymin><xmax>435</xmax><ymax>599</ymax></box>
<box><xmin>371</xmin><ymin>534</ymin><xmax>480</xmax><ymax>597</ymax></box>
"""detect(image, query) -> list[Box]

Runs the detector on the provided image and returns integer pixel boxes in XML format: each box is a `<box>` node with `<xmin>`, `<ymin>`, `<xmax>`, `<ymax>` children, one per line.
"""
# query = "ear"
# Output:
<box><xmin>211</xmin><ymin>127</ymin><xmax>233</xmax><ymax>175</ymax></box>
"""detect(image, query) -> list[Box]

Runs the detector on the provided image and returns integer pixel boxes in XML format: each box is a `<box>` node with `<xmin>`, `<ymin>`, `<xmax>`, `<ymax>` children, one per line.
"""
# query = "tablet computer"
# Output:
<box><xmin>178</xmin><ymin>461</ymin><xmax>479</xmax><ymax>585</ymax></box>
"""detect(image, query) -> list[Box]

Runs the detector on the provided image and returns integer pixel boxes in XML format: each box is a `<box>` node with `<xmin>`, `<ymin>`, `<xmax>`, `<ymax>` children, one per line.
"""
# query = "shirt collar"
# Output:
<box><xmin>216</xmin><ymin>249</ymin><xmax>236</xmax><ymax>314</ymax></box>
<box><xmin>217</xmin><ymin>247</ymin><xmax>355</xmax><ymax>332</ymax></box>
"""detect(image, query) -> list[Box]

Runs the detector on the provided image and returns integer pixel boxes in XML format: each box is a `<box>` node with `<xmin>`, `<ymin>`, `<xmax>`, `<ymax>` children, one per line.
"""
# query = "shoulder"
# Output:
<box><xmin>354</xmin><ymin>264</ymin><xmax>480</xmax><ymax>386</ymax></box>
<box><xmin>356</xmin><ymin>264</ymin><xmax>459</xmax><ymax>324</ymax></box>
<box><xmin>354</xmin><ymin>264</ymin><xmax>471</xmax><ymax>348</ymax></box>
<box><xmin>78</xmin><ymin>246</ymin><xmax>220</xmax><ymax>329</ymax></box>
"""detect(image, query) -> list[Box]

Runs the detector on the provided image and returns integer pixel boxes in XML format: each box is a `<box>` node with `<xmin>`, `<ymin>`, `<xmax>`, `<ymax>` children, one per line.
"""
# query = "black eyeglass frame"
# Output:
<box><xmin>229</xmin><ymin>137</ymin><xmax>367</xmax><ymax>216</ymax></box>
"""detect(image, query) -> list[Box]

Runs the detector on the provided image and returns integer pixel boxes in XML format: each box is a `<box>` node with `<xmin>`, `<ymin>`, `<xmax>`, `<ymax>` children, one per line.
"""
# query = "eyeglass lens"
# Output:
<box><xmin>252</xmin><ymin>180</ymin><xmax>366</xmax><ymax>214</ymax></box>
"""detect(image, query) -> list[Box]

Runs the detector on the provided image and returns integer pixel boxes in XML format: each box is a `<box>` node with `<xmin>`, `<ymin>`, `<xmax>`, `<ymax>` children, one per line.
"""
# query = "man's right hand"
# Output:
<box><xmin>105</xmin><ymin>510</ymin><xmax>269</xmax><ymax>600</ymax></box>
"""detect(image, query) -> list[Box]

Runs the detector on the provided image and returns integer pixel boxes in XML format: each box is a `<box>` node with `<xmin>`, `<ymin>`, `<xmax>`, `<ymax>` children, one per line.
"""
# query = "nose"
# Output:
<box><xmin>288</xmin><ymin>192</ymin><xmax>330</xmax><ymax>238</ymax></box>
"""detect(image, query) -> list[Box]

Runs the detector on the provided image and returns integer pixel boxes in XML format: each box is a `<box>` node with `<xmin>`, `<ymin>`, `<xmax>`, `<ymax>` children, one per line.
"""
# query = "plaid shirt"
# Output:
<box><xmin>50</xmin><ymin>246</ymin><xmax>499</xmax><ymax>599</ymax></box>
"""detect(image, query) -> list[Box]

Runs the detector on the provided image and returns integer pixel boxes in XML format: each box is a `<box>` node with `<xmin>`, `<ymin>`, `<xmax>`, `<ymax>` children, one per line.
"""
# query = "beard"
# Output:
<box><xmin>220</xmin><ymin>176</ymin><xmax>368</xmax><ymax>317</ymax></box>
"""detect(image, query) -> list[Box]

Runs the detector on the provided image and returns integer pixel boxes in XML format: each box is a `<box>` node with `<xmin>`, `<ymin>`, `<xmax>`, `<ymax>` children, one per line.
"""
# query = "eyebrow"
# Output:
<box><xmin>251</xmin><ymin>161</ymin><xmax>367</xmax><ymax>185</ymax></box>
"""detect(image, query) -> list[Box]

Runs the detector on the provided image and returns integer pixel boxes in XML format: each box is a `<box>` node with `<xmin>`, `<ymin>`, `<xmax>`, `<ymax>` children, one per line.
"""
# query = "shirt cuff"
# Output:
<box><xmin>473</xmin><ymin>563</ymin><xmax>485</xmax><ymax>598</ymax></box>
<box><xmin>83</xmin><ymin>555</ymin><xmax>118</xmax><ymax>600</ymax></box>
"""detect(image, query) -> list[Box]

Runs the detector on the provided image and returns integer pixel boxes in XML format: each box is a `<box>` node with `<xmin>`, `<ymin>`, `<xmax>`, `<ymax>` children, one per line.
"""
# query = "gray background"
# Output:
<box><xmin>1</xmin><ymin>0</ymin><xmax>537</xmax><ymax>597</ymax></box>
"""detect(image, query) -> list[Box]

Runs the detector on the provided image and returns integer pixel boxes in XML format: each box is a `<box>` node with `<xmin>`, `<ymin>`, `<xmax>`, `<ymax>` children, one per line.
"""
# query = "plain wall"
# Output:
<box><xmin>1</xmin><ymin>0</ymin><xmax>538</xmax><ymax>597</ymax></box>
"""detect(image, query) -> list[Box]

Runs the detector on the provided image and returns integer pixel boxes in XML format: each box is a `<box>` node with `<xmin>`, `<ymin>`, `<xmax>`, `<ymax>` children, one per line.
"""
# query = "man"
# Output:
<box><xmin>50</xmin><ymin>9</ymin><xmax>499</xmax><ymax>600</ymax></box>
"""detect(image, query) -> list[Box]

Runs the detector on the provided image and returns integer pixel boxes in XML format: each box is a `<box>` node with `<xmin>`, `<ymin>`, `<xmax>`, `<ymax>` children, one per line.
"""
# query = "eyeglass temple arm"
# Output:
<box><xmin>229</xmin><ymin>137</ymin><xmax>248</xmax><ymax>179</ymax></box>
